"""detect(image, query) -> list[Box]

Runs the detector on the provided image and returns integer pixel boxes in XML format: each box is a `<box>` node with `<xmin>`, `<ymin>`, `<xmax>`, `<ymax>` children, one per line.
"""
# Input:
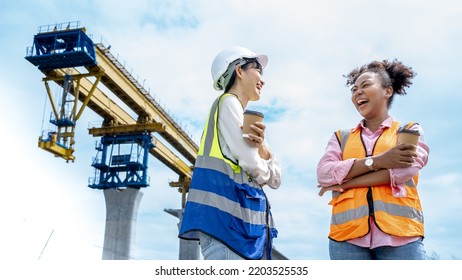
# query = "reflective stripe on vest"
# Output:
<box><xmin>328</xmin><ymin>121</ymin><xmax>424</xmax><ymax>241</ymax></box>
<box><xmin>179</xmin><ymin>93</ymin><xmax>277</xmax><ymax>259</ymax></box>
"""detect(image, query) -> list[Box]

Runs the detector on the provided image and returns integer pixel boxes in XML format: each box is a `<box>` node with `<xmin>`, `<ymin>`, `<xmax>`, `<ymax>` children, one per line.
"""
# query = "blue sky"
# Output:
<box><xmin>1</xmin><ymin>0</ymin><xmax>461</xmax><ymax>262</ymax></box>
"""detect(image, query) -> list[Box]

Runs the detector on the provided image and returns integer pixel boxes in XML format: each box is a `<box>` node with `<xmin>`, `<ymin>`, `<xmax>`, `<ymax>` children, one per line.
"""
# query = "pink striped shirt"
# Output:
<box><xmin>317</xmin><ymin>116</ymin><xmax>429</xmax><ymax>248</ymax></box>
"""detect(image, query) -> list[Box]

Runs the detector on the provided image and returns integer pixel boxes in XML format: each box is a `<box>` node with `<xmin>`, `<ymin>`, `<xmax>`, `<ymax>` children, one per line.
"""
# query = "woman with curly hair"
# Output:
<box><xmin>316</xmin><ymin>60</ymin><xmax>430</xmax><ymax>259</ymax></box>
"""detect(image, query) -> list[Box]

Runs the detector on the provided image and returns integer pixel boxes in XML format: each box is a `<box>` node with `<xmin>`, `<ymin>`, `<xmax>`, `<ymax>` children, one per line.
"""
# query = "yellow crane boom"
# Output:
<box><xmin>26</xmin><ymin>22</ymin><xmax>196</xmax><ymax>188</ymax></box>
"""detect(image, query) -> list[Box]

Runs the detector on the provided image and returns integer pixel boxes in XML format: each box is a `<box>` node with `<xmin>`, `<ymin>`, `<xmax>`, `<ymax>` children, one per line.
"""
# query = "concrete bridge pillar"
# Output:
<box><xmin>102</xmin><ymin>188</ymin><xmax>143</xmax><ymax>260</ymax></box>
<box><xmin>164</xmin><ymin>208</ymin><xmax>200</xmax><ymax>260</ymax></box>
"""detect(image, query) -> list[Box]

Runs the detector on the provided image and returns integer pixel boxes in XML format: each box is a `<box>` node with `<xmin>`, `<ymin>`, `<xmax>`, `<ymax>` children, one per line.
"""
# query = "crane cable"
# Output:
<box><xmin>37</xmin><ymin>229</ymin><xmax>54</xmax><ymax>260</ymax></box>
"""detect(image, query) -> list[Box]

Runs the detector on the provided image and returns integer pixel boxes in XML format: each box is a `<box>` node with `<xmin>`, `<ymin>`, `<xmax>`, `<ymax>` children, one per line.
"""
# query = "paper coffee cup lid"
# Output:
<box><xmin>243</xmin><ymin>110</ymin><xmax>264</xmax><ymax>117</ymax></box>
<box><xmin>399</xmin><ymin>128</ymin><xmax>420</xmax><ymax>135</ymax></box>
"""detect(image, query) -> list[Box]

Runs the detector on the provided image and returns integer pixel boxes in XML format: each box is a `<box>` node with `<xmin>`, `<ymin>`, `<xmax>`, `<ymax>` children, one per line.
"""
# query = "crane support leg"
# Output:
<box><xmin>44</xmin><ymin>81</ymin><xmax>59</xmax><ymax>120</ymax></box>
<box><xmin>102</xmin><ymin>188</ymin><xmax>143</xmax><ymax>260</ymax></box>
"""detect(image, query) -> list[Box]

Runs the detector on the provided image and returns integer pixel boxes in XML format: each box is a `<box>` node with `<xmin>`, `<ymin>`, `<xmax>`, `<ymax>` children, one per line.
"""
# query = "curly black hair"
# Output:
<box><xmin>345</xmin><ymin>59</ymin><xmax>416</xmax><ymax>108</ymax></box>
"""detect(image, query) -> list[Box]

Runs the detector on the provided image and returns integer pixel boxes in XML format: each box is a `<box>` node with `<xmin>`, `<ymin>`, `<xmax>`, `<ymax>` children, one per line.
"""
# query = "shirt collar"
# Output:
<box><xmin>352</xmin><ymin>116</ymin><xmax>394</xmax><ymax>132</ymax></box>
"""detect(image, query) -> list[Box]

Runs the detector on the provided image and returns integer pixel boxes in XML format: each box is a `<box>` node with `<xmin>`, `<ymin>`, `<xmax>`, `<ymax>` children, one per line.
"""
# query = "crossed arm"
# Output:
<box><xmin>317</xmin><ymin>143</ymin><xmax>417</xmax><ymax>196</ymax></box>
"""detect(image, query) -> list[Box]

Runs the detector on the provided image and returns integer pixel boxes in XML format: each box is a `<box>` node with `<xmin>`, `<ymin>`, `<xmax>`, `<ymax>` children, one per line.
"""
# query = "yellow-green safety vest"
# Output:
<box><xmin>179</xmin><ymin>93</ymin><xmax>277</xmax><ymax>259</ymax></box>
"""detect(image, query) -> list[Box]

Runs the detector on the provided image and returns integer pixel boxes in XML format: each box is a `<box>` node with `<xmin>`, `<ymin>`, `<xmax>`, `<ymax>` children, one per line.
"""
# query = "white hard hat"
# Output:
<box><xmin>211</xmin><ymin>46</ymin><xmax>268</xmax><ymax>91</ymax></box>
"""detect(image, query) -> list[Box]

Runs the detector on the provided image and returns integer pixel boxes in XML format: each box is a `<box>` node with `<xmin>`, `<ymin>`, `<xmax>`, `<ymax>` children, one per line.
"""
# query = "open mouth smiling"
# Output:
<box><xmin>357</xmin><ymin>99</ymin><xmax>368</xmax><ymax>107</ymax></box>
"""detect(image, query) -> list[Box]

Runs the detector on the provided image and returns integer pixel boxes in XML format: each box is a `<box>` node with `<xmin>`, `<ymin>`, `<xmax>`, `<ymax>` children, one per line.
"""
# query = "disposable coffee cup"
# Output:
<box><xmin>243</xmin><ymin>110</ymin><xmax>264</xmax><ymax>138</ymax></box>
<box><xmin>398</xmin><ymin>129</ymin><xmax>420</xmax><ymax>150</ymax></box>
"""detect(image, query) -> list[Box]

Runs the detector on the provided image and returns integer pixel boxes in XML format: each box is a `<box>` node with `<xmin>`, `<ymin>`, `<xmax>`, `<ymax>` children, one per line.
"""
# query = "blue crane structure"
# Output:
<box><xmin>25</xmin><ymin>21</ymin><xmax>198</xmax><ymax>259</ymax></box>
<box><xmin>25</xmin><ymin>21</ymin><xmax>195</xmax><ymax>194</ymax></box>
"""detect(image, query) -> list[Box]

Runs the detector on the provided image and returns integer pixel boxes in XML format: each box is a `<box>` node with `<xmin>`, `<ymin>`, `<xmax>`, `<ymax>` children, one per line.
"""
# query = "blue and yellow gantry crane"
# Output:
<box><xmin>26</xmin><ymin>21</ymin><xmax>101</xmax><ymax>162</ymax></box>
<box><xmin>25</xmin><ymin>21</ymin><xmax>197</xmax><ymax>200</ymax></box>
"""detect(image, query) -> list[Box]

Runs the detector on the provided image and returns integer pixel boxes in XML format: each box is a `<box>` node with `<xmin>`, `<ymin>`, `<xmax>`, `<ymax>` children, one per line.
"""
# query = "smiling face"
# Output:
<box><xmin>226</xmin><ymin>60</ymin><xmax>266</xmax><ymax>107</ymax></box>
<box><xmin>241</xmin><ymin>63</ymin><xmax>265</xmax><ymax>102</ymax></box>
<box><xmin>350</xmin><ymin>71</ymin><xmax>392</xmax><ymax>121</ymax></box>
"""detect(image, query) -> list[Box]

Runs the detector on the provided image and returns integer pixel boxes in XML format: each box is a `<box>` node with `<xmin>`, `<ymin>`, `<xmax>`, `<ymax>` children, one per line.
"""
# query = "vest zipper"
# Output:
<box><xmin>367</xmin><ymin>187</ymin><xmax>374</xmax><ymax>218</ymax></box>
<box><xmin>263</xmin><ymin>189</ymin><xmax>271</xmax><ymax>260</ymax></box>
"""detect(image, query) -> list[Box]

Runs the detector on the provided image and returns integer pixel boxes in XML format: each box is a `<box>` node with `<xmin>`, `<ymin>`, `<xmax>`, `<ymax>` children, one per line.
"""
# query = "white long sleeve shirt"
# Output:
<box><xmin>217</xmin><ymin>94</ymin><xmax>282</xmax><ymax>189</ymax></box>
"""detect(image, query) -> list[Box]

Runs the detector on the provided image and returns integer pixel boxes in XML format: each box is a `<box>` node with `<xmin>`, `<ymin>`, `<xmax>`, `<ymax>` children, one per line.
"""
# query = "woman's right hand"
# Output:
<box><xmin>318</xmin><ymin>185</ymin><xmax>344</xmax><ymax>196</ymax></box>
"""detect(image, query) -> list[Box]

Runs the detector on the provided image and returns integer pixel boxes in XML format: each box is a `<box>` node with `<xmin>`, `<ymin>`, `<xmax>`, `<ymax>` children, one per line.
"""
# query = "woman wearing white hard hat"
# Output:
<box><xmin>179</xmin><ymin>46</ymin><xmax>282</xmax><ymax>260</ymax></box>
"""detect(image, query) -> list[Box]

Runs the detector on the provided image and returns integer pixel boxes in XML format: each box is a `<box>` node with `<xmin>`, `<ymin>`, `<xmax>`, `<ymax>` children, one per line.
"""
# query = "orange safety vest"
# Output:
<box><xmin>328</xmin><ymin>121</ymin><xmax>424</xmax><ymax>241</ymax></box>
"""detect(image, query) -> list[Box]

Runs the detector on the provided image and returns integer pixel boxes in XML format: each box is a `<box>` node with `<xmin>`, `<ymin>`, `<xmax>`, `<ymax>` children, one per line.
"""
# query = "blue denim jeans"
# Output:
<box><xmin>329</xmin><ymin>238</ymin><xmax>426</xmax><ymax>260</ymax></box>
<box><xmin>199</xmin><ymin>232</ymin><xmax>245</xmax><ymax>260</ymax></box>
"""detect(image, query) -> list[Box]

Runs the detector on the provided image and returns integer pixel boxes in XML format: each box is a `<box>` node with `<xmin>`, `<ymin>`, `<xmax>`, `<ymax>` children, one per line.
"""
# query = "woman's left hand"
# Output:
<box><xmin>244</xmin><ymin>122</ymin><xmax>265</xmax><ymax>148</ymax></box>
<box><xmin>243</xmin><ymin>122</ymin><xmax>271</xmax><ymax>160</ymax></box>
